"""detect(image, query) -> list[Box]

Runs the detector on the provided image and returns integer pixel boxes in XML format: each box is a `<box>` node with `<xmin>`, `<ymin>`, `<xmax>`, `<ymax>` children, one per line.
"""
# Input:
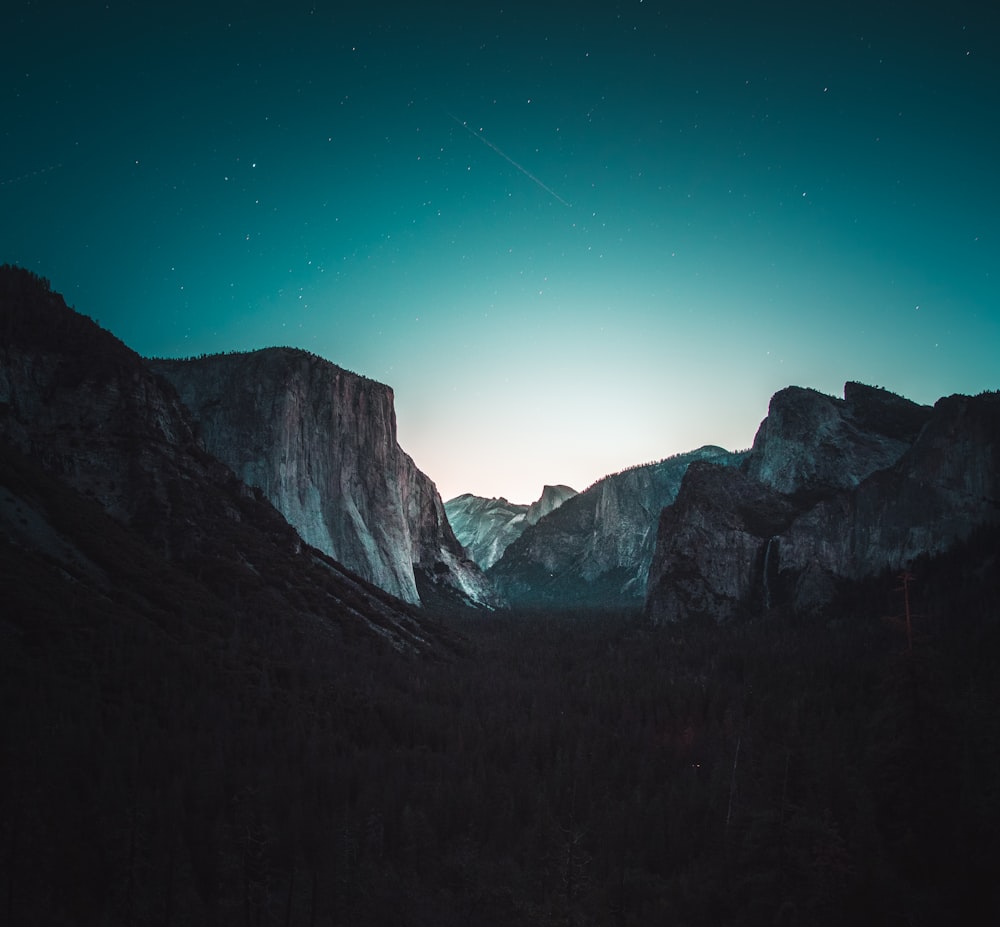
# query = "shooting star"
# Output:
<box><xmin>447</xmin><ymin>113</ymin><xmax>572</xmax><ymax>208</ymax></box>
<box><xmin>0</xmin><ymin>162</ymin><xmax>64</xmax><ymax>187</ymax></box>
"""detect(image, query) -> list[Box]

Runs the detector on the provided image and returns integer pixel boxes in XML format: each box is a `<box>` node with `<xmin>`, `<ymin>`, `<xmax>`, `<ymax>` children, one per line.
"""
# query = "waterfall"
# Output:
<box><xmin>762</xmin><ymin>536</ymin><xmax>777</xmax><ymax>611</ymax></box>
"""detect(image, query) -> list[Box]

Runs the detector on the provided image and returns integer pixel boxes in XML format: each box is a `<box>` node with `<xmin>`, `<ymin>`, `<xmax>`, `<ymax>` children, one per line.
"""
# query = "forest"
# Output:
<box><xmin>2</xmin><ymin>421</ymin><xmax>999</xmax><ymax>925</ymax></box>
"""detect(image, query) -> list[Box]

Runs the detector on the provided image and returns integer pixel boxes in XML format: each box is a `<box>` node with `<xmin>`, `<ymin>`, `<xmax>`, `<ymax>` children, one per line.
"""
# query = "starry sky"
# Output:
<box><xmin>3</xmin><ymin>1</ymin><xmax>998</xmax><ymax>503</ymax></box>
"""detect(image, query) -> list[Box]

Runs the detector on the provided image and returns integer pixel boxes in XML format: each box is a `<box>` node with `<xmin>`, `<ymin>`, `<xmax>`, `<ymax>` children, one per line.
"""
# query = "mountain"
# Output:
<box><xmin>444</xmin><ymin>493</ymin><xmax>528</xmax><ymax>569</ymax></box>
<box><xmin>148</xmin><ymin>349</ymin><xmax>493</xmax><ymax>609</ymax></box>
<box><xmin>0</xmin><ymin>264</ymin><xmax>443</xmax><ymax>647</ymax></box>
<box><xmin>525</xmin><ymin>483</ymin><xmax>578</xmax><ymax>526</ymax></box>
<box><xmin>743</xmin><ymin>382</ymin><xmax>932</xmax><ymax>494</ymax></box>
<box><xmin>488</xmin><ymin>446</ymin><xmax>744</xmax><ymax>608</ymax></box>
<box><xmin>645</xmin><ymin>382</ymin><xmax>1000</xmax><ymax>623</ymax></box>
<box><xmin>444</xmin><ymin>483</ymin><xmax>577</xmax><ymax>570</ymax></box>
<box><xmin>5</xmin><ymin>269</ymin><xmax>998</xmax><ymax>924</ymax></box>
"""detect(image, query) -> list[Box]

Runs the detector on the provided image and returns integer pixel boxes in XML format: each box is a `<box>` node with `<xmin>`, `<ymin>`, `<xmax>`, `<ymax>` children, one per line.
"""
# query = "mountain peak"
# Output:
<box><xmin>489</xmin><ymin>447</ymin><xmax>745</xmax><ymax>608</ymax></box>
<box><xmin>444</xmin><ymin>483</ymin><xmax>578</xmax><ymax>571</ymax></box>
<box><xmin>744</xmin><ymin>383</ymin><xmax>932</xmax><ymax>496</ymax></box>
<box><xmin>0</xmin><ymin>266</ymin><xmax>441</xmax><ymax>647</ymax></box>
<box><xmin>149</xmin><ymin>351</ymin><xmax>491</xmax><ymax>608</ymax></box>
<box><xmin>525</xmin><ymin>483</ymin><xmax>578</xmax><ymax>526</ymax></box>
<box><xmin>646</xmin><ymin>382</ymin><xmax>997</xmax><ymax>623</ymax></box>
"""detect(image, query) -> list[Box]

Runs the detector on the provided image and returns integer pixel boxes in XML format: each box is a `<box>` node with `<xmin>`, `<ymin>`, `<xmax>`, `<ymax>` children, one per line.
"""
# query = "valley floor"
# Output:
<box><xmin>3</xmin><ymin>530</ymin><xmax>999</xmax><ymax>926</ymax></box>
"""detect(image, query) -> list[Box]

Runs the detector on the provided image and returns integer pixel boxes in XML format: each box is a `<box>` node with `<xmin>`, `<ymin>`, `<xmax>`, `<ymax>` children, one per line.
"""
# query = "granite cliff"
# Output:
<box><xmin>489</xmin><ymin>447</ymin><xmax>744</xmax><ymax>608</ymax></box>
<box><xmin>444</xmin><ymin>494</ymin><xmax>528</xmax><ymax>570</ymax></box>
<box><xmin>526</xmin><ymin>483</ymin><xmax>578</xmax><ymax>526</ymax></box>
<box><xmin>646</xmin><ymin>382</ymin><xmax>1000</xmax><ymax>623</ymax></box>
<box><xmin>0</xmin><ymin>265</ymin><xmax>436</xmax><ymax>649</ymax></box>
<box><xmin>445</xmin><ymin>483</ymin><xmax>577</xmax><ymax>570</ymax></box>
<box><xmin>149</xmin><ymin>350</ymin><xmax>493</xmax><ymax>607</ymax></box>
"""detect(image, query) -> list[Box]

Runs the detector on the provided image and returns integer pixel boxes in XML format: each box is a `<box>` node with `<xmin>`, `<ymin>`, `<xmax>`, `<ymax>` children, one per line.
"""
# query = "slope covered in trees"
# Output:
<box><xmin>3</xmin><ymin>502</ymin><xmax>997</xmax><ymax>925</ymax></box>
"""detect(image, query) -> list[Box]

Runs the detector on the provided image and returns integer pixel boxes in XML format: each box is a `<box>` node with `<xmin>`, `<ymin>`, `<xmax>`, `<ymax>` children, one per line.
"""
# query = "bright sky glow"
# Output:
<box><xmin>3</xmin><ymin>1</ymin><xmax>997</xmax><ymax>502</ymax></box>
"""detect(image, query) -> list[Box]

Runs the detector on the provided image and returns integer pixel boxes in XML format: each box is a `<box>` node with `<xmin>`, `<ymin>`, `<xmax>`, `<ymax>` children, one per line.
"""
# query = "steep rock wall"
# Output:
<box><xmin>445</xmin><ymin>484</ymin><xmax>578</xmax><ymax>571</ymax></box>
<box><xmin>646</xmin><ymin>384</ymin><xmax>999</xmax><ymax>623</ymax></box>
<box><xmin>745</xmin><ymin>382</ymin><xmax>929</xmax><ymax>495</ymax></box>
<box><xmin>490</xmin><ymin>446</ymin><xmax>743</xmax><ymax>608</ymax></box>
<box><xmin>444</xmin><ymin>494</ymin><xmax>528</xmax><ymax>570</ymax></box>
<box><xmin>0</xmin><ymin>267</ymin><xmax>432</xmax><ymax>647</ymax></box>
<box><xmin>150</xmin><ymin>349</ymin><xmax>491</xmax><ymax>606</ymax></box>
<box><xmin>645</xmin><ymin>462</ymin><xmax>798</xmax><ymax>623</ymax></box>
<box><xmin>776</xmin><ymin>392</ymin><xmax>1000</xmax><ymax>609</ymax></box>
<box><xmin>526</xmin><ymin>484</ymin><xmax>578</xmax><ymax>526</ymax></box>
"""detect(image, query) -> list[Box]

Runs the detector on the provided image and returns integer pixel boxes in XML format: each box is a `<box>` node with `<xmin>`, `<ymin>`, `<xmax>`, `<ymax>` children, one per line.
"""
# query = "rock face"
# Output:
<box><xmin>0</xmin><ymin>265</ymin><xmax>437</xmax><ymax>649</ymax></box>
<box><xmin>149</xmin><ymin>350</ymin><xmax>492</xmax><ymax>607</ymax></box>
<box><xmin>526</xmin><ymin>484</ymin><xmax>578</xmax><ymax>526</ymax></box>
<box><xmin>445</xmin><ymin>494</ymin><xmax>528</xmax><ymax>570</ymax></box>
<box><xmin>489</xmin><ymin>447</ymin><xmax>744</xmax><ymax>608</ymax></box>
<box><xmin>645</xmin><ymin>462</ymin><xmax>799</xmax><ymax>623</ymax></box>
<box><xmin>646</xmin><ymin>382</ymin><xmax>1000</xmax><ymax>623</ymax></box>
<box><xmin>744</xmin><ymin>383</ymin><xmax>932</xmax><ymax>495</ymax></box>
<box><xmin>445</xmin><ymin>484</ymin><xmax>577</xmax><ymax>570</ymax></box>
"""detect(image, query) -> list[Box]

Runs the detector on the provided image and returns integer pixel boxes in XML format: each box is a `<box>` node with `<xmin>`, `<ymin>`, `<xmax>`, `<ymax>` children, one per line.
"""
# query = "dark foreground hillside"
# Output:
<box><xmin>3</xmin><ymin>492</ymin><xmax>999</xmax><ymax>925</ymax></box>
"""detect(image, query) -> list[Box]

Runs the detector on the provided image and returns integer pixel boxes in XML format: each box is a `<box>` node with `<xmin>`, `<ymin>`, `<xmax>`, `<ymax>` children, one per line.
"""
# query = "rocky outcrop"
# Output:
<box><xmin>0</xmin><ymin>265</ymin><xmax>437</xmax><ymax>649</ymax></box>
<box><xmin>489</xmin><ymin>447</ymin><xmax>744</xmax><ymax>608</ymax></box>
<box><xmin>646</xmin><ymin>383</ymin><xmax>1000</xmax><ymax>623</ymax></box>
<box><xmin>776</xmin><ymin>391</ymin><xmax>1000</xmax><ymax>609</ymax></box>
<box><xmin>444</xmin><ymin>494</ymin><xmax>528</xmax><ymax>570</ymax></box>
<box><xmin>445</xmin><ymin>484</ymin><xmax>577</xmax><ymax>570</ymax></box>
<box><xmin>526</xmin><ymin>484</ymin><xmax>578</xmax><ymax>526</ymax></box>
<box><xmin>744</xmin><ymin>382</ymin><xmax>930</xmax><ymax>495</ymax></box>
<box><xmin>645</xmin><ymin>462</ymin><xmax>800</xmax><ymax>623</ymax></box>
<box><xmin>150</xmin><ymin>350</ymin><xmax>492</xmax><ymax>607</ymax></box>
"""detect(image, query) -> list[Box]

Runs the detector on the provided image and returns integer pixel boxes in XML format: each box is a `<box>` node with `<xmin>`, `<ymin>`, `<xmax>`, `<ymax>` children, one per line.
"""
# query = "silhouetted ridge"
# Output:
<box><xmin>0</xmin><ymin>264</ymin><xmax>139</xmax><ymax>386</ymax></box>
<box><xmin>647</xmin><ymin>382</ymin><xmax>999</xmax><ymax>623</ymax></box>
<box><xmin>0</xmin><ymin>264</ymin><xmax>445</xmax><ymax>648</ymax></box>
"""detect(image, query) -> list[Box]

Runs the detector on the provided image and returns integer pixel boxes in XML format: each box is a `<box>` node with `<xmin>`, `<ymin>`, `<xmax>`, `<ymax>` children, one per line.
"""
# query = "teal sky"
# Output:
<box><xmin>3</xmin><ymin>1</ymin><xmax>997</xmax><ymax>502</ymax></box>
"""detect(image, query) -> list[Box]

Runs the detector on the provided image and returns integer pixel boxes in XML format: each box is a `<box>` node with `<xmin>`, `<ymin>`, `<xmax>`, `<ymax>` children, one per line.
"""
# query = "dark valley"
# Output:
<box><xmin>2</xmin><ymin>265</ymin><xmax>999</xmax><ymax>926</ymax></box>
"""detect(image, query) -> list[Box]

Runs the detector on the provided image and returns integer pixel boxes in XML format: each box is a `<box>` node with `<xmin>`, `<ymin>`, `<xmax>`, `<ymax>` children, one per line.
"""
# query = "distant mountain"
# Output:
<box><xmin>445</xmin><ymin>484</ymin><xmax>577</xmax><ymax>570</ymax></box>
<box><xmin>150</xmin><ymin>350</ymin><xmax>493</xmax><ymax>608</ymax></box>
<box><xmin>444</xmin><ymin>494</ymin><xmax>528</xmax><ymax>569</ymax></box>
<box><xmin>646</xmin><ymin>382</ymin><xmax>1000</xmax><ymax>622</ymax></box>
<box><xmin>488</xmin><ymin>447</ymin><xmax>745</xmax><ymax>608</ymax></box>
<box><xmin>0</xmin><ymin>264</ymin><xmax>437</xmax><ymax>647</ymax></box>
<box><xmin>525</xmin><ymin>483</ymin><xmax>578</xmax><ymax>526</ymax></box>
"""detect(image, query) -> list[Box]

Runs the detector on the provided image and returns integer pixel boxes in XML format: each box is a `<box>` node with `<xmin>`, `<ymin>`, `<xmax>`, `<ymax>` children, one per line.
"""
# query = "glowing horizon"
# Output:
<box><xmin>3</xmin><ymin>1</ymin><xmax>996</xmax><ymax>504</ymax></box>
